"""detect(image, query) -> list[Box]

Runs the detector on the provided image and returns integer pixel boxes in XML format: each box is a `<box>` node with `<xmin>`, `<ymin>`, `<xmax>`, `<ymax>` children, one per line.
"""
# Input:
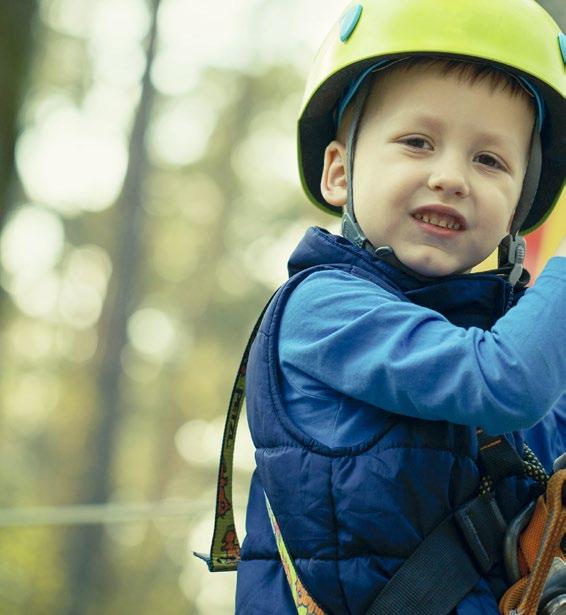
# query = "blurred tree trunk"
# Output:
<box><xmin>0</xmin><ymin>0</ymin><xmax>37</xmax><ymax>229</ymax></box>
<box><xmin>62</xmin><ymin>0</ymin><xmax>161</xmax><ymax>613</ymax></box>
<box><xmin>0</xmin><ymin>0</ymin><xmax>38</xmax><ymax>314</ymax></box>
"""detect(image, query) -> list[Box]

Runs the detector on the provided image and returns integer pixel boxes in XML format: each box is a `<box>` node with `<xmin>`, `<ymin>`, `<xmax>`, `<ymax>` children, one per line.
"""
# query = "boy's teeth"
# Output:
<box><xmin>414</xmin><ymin>213</ymin><xmax>461</xmax><ymax>230</ymax></box>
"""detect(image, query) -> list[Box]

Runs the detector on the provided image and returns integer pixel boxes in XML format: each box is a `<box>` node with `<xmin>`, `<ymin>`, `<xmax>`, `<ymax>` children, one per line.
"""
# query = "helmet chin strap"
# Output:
<box><xmin>498</xmin><ymin>124</ymin><xmax>542</xmax><ymax>287</ymax></box>
<box><xmin>340</xmin><ymin>77</ymin><xmax>374</xmax><ymax>253</ymax></box>
<box><xmin>340</xmin><ymin>79</ymin><xmax>542</xmax><ymax>289</ymax></box>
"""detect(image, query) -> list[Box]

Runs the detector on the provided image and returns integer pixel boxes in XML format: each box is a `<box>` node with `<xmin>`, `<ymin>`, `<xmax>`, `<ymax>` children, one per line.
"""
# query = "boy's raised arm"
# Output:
<box><xmin>279</xmin><ymin>257</ymin><xmax>566</xmax><ymax>436</ymax></box>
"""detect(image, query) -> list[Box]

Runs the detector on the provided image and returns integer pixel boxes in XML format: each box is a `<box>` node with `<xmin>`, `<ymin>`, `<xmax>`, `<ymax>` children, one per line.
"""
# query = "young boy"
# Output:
<box><xmin>234</xmin><ymin>0</ymin><xmax>566</xmax><ymax>613</ymax></box>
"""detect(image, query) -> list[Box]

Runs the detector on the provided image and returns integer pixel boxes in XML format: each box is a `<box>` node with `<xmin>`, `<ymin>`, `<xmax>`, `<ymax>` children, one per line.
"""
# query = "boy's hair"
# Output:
<box><xmin>336</xmin><ymin>56</ymin><xmax>537</xmax><ymax>144</ymax></box>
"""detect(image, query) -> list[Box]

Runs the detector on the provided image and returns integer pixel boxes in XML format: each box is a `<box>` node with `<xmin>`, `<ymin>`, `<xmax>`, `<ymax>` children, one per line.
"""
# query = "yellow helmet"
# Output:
<box><xmin>298</xmin><ymin>0</ymin><xmax>565</xmax><ymax>235</ymax></box>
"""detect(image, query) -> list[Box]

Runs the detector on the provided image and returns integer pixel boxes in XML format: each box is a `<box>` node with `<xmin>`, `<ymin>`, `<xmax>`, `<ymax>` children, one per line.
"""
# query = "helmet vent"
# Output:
<box><xmin>340</xmin><ymin>4</ymin><xmax>363</xmax><ymax>43</ymax></box>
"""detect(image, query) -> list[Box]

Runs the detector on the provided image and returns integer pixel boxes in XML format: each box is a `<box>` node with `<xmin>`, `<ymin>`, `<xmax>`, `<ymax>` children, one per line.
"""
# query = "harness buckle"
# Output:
<box><xmin>454</xmin><ymin>492</ymin><xmax>507</xmax><ymax>574</ymax></box>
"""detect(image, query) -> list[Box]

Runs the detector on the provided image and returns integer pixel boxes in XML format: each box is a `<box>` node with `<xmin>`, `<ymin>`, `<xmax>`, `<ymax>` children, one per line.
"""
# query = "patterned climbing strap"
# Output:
<box><xmin>193</xmin><ymin>291</ymin><xmax>278</xmax><ymax>571</ymax></box>
<box><xmin>264</xmin><ymin>493</ymin><xmax>326</xmax><ymax>614</ymax></box>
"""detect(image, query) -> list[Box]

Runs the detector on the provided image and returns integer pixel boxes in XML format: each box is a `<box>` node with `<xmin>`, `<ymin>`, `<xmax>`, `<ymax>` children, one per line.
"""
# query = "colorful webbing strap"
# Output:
<box><xmin>193</xmin><ymin>291</ymin><xmax>278</xmax><ymax>572</ymax></box>
<box><xmin>192</xmin><ymin>282</ymin><xmax>327</xmax><ymax>611</ymax></box>
<box><xmin>264</xmin><ymin>493</ymin><xmax>326</xmax><ymax>615</ymax></box>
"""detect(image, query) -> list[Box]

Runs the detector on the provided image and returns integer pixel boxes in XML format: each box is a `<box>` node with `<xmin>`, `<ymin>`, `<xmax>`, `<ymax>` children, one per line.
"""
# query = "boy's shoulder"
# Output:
<box><xmin>288</xmin><ymin>267</ymin><xmax>400</xmax><ymax>304</ymax></box>
<box><xmin>279</xmin><ymin>267</ymin><xmax>403</xmax><ymax>335</ymax></box>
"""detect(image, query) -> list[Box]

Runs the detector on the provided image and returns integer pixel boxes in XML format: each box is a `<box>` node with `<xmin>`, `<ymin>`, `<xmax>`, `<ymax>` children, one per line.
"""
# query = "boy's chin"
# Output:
<box><xmin>396</xmin><ymin>250</ymin><xmax>473</xmax><ymax>278</ymax></box>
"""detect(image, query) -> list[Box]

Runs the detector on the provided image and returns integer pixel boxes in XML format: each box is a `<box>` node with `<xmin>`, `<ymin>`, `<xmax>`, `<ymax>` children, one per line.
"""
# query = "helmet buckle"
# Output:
<box><xmin>506</xmin><ymin>234</ymin><xmax>526</xmax><ymax>287</ymax></box>
<box><xmin>341</xmin><ymin>211</ymin><xmax>367</xmax><ymax>250</ymax></box>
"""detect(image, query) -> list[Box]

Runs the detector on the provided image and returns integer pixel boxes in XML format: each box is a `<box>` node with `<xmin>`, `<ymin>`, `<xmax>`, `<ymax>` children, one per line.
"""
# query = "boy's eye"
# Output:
<box><xmin>401</xmin><ymin>138</ymin><xmax>506</xmax><ymax>172</ymax></box>
<box><xmin>476</xmin><ymin>154</ymin><xmax>505</xmax><ymax>170</ymax></box>
<box><xmin>401</xmin><ymin>137</ymin><xmax>430</xmax><ymax>149</ymax></box>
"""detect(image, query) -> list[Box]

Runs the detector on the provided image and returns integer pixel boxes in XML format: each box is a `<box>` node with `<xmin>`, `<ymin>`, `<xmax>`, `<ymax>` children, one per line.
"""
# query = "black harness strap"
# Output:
<box><xmin>365</xmin><ymin>512</ymin><xmax>480</xmax><ymax>615</ymax></box>
<box><xmin>365</xmin><ymin>434</ymin><xmax>539</xmax><ymax>615</ymax></box>
<box><xmin>455</xmin><ymin>492</ymin><xmax>508</xmax><ymax>575</ymax></box>
<box><xmin>365</xmin><ymin>492</ymin><xmax>510</xmax><ymax>615</ymax></box>
<box><xmin>477</xmin><ymin>428</ymin><xmax>525</xmax><ymax>485</ymax></box>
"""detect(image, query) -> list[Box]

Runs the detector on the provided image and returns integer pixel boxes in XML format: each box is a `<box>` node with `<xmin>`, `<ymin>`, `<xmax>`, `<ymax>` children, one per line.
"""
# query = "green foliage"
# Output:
<box><xmin>0</xmin><ymin>528</ymin><xmax>64</xmax><ymax>613</ymax></box>
<box><xmin>0</xmin><ymin>0</ymin><xmax>326</xmax><ymax>612</ymax></box>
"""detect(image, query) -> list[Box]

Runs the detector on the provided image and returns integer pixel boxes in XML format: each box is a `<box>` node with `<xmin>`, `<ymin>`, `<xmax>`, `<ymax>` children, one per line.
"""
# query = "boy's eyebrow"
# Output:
<box><xmin>473</xmin><ymin>131</ymin><xmax>517</xmax><ymax>151</ymax></box>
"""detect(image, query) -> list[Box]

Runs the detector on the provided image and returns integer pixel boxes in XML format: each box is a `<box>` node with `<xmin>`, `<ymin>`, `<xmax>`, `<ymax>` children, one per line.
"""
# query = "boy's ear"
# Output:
<box><xmin>320</xmin><ymin>140</ymin><xmax>348</xmax><ymax>208</ymax></box>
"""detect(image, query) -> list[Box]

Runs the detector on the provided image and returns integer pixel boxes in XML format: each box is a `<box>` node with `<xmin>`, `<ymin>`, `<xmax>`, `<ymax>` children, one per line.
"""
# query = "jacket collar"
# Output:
<box><xmin>287</xmin><ymin>227</ymin><xmax>527</xmax><ymax>326</ymax></box>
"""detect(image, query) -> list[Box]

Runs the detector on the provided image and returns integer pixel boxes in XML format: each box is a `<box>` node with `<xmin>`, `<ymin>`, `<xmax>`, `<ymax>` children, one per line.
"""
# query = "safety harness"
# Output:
<box><xmin>195</xmin><ymin>289</ymin><xmax>564</xmax><ymax>615</ymax></box>
<box><xmin>499</xmin><ymin>462</ymin><xmax>566</xmax><ymax>614</ymax></box>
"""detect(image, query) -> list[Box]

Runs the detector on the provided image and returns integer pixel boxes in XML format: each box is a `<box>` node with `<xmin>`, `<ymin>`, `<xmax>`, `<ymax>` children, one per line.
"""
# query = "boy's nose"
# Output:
<box><xmin>427</xmin><ymin>166</ymin><xmax>470</xmax><ymax>199</ymax></box>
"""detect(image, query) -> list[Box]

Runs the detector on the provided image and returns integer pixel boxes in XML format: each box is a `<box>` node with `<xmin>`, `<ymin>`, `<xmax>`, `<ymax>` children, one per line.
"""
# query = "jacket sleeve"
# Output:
<box><xmin>279</xmin><ymin>257</ymin><xmax>566</xmax><ymax>435</ymax></box>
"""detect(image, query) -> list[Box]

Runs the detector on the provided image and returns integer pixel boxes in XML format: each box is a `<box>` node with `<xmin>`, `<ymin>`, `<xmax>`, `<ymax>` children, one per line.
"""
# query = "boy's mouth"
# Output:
<box><xmin>412</xmin><ymin>215</ymin><xmax>465</xmax><ymax>238</ymax></box>
<box><xmin>411</xmin><ymin>205</ymin><xmax>468</xmax><ymax>231</ymax></box>
<box><xmin>412</xmin><ymin>212</ymin><xmax>463</xmax><ymax>230</ymax></box>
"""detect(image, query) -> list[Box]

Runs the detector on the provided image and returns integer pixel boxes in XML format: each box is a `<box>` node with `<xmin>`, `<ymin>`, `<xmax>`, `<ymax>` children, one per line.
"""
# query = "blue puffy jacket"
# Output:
<box><xmin>236</xmin><ymin>227</ymin><xmax>566</xmax><ymax>614</ymax></box>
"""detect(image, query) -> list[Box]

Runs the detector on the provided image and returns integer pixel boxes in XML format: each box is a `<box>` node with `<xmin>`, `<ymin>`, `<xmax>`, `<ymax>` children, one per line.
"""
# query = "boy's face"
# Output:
<box><xmin>321</xmin><ymin>66</ymin><xmax>535</xmax><ymax>277</ymax></box>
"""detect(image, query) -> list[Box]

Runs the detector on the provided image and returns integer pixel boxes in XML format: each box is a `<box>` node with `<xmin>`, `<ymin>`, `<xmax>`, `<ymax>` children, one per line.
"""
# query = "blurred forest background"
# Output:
<box><xmin>0</xmin><ymin>0</ymin><xmax>563</xmax><ymax>613</ymax></box>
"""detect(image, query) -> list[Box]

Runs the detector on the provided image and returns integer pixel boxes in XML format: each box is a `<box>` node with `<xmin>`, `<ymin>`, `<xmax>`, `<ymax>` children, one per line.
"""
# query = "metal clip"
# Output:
<box><xmin>341</xmin><ymin>212</ymin><xmax>367</xmax><ymax>249</ymax></box>
<box><xmin>507</xmin><ymin>234</ymin><xmax>526</xmax><ymax>287</ymax></box>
